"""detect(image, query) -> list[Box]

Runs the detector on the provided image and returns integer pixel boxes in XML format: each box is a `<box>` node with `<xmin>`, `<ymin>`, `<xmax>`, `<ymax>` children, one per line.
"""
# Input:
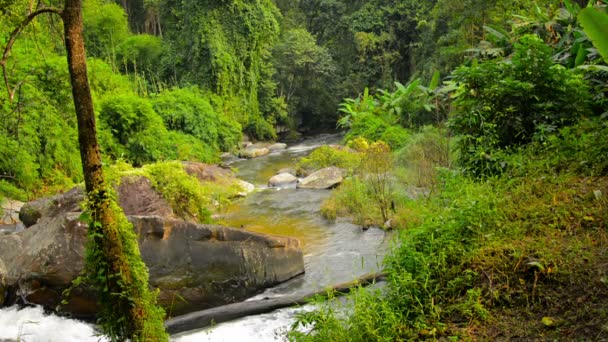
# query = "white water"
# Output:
<box><xmin>0</xmin><ymin>306</ymin><xmax>106</xmax><ymax>342</ymax></box>
<box><xmin>172</xmin><ymin>305</ymin><xmax>315</xmax><ymax>342</ymax></box>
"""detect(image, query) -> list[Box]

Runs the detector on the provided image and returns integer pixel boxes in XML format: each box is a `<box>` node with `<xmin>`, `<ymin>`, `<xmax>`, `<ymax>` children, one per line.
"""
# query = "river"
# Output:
<box><xmin>0</xmin><ymin>134</ymin><xmax>390</xmax><ymax>342</ymax></box>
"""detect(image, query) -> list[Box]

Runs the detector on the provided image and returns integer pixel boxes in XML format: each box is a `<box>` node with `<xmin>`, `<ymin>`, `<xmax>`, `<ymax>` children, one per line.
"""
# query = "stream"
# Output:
<box><xmin>0</xmin><ymin>134</ymin><xmax>390</xmax><ymax>342</ymax></box>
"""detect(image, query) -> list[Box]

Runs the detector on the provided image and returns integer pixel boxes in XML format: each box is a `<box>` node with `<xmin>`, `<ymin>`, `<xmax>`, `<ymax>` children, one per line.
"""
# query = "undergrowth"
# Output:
<box><xmin>290</xmin><ymin>120</ymin><xmax>608</xmax><ymax>341</ymax></box>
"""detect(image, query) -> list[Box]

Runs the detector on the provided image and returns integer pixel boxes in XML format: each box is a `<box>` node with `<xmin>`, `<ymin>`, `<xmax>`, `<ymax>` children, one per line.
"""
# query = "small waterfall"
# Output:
<box><xmin>0</xmin><ymin>306</ymin><xmax>106</xmax><ymax>342</ymax></box>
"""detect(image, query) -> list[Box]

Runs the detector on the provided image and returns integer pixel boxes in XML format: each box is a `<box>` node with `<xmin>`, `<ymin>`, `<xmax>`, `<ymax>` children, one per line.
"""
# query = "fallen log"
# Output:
<box><xmin>165</xmin><ymin>271</ymin><xmax>386</xmax><ymax>335</ymax></box>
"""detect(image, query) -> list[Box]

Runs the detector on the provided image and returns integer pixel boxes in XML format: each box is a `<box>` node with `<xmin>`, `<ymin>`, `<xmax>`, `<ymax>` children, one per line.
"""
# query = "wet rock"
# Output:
<box><xmin>236</xmin><ymin>180</ymin><xmax>255</xmax><ymax>197</ymax></box>
<box><xmin>277</xmin><ymin>168</ymin><xmax>296</xmax><ymax>176</ymax></box>
<box><xmin>238</xmin><ymin>146</ymin><xmax>270</xmax><ymax>159</ymax></box>
<box><xmin>297</xmin><ymin>167</ymin><xmax>343</xmax><ymax>189</ymax></box>
<box><xmin>132</xmin><ymin>216</ymin><xmax>304</xmax><ymax>315</ymax></box>
<box><xmin>0</xmin><ymin>214</ymin><xmax>304</xmax><ymax>317</ymax></box>
<box><xmin>268</xmin><ymin>143</ymin><xmax>287</xmax><ymax>151</ymax></box>
<box><xmin>268</xmin><ymin>173</ymin><xmax>298</xmax><ymax>188</ymax></box>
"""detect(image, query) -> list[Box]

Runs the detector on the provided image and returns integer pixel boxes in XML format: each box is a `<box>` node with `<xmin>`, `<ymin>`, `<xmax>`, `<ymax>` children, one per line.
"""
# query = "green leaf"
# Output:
<box><xmin>429</xmin><ymin>71</ymin><xmax>441</xmax><ymax>91</ymax></box>
<box><xmin>542</xmin><ymin>316</ymin><xmax>555</xmax><ymax>327</ymax></box>
<box><xmin>578</xmin><ymin>8</ymin><xmax>608</xmax><ymax>63</ymax></box>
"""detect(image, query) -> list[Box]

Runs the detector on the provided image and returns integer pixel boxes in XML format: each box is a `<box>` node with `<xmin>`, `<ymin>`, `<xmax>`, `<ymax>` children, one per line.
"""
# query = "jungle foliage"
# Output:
<box><xmin>289</xmin><ymin>0</ymin><xmax>608</xmax><ymax>340</ymax></box>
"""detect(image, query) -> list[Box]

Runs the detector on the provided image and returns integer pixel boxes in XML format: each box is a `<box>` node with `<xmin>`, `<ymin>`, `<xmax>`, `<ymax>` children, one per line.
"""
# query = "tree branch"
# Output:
<box><xmin>1</xmin><ymin>6</ymin><xmax>63</xmax><ymax>102</ymax></box>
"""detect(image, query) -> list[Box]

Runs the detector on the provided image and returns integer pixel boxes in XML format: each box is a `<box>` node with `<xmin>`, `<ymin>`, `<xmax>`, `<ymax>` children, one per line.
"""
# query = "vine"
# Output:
<box><xmin>81</xmin><ymin>187</ymin><xmax>167</xmax><ymax>341</ymax></box>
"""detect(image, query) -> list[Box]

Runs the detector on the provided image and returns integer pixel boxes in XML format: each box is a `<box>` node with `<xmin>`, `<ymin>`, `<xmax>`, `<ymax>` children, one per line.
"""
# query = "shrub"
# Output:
<box><xmin>152</xmin><ymin>87</ymin><xmax>241</xmax><ymax>151</ymax></box>
<box><xmin>99</xmin><ymin>94</ymin><xmax>171</xmax><ymax>165</ymax></box>
<box><xmin>449</xmin><ymin>34</ymin><xmax>592</xmax><ymax>177</ymax></box>
<box><xmin>297</xmin><ymin>145</ymin><xmax>362</xmax><ymax>175</ymax></box>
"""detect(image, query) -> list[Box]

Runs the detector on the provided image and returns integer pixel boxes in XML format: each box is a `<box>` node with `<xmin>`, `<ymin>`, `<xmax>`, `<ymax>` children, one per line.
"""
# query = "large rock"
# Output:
<box><xmin>19</xmin><ymin>177</ymin><xmax>175</xmax><ymax>228</ymax></box>
<box><xmin>238</xmin><ymin>146</ymin><xmax>270</xmax><ymax>159</ymax></box>
<box><xmin>182</xmin><ymin>162</ymin><xmax>233</xmax><ymax>182</ymax></box>
<box><xmin>0</xmin><ymin>213</ymin><xmax>304</xmax><ymax>317</ymax></box>
<box><xmin>131</xmin><ymin>216</ymin><xmax>303</xmax><ymax>315</ymax></box>
<box><xmin>19</xmin><ymin>187</ymin><xmax>84</xmax><ymax>227</ymax></box>
<box><xmin>297</xmin><ymin>167</ymin><xmax>344</xmax><ymax>189</ymax></box>
<box><xmin>268</xmin><ymin>143</ymin><xmax>287</xmax><ymax>151</ymax></box>
<box><xmin>117</xmin><ymin>176</ymin><xmax>174</xmax><ymax>217</ymax></box>
<box><xmin>268</xmin><ymin>173</ymin><xmax>298</xmax><ymax>188</ymax></box>
<box><xmin>182</xmin><ymin>162</ymin><xmax>254</xmax><ymax>197</ymax></box>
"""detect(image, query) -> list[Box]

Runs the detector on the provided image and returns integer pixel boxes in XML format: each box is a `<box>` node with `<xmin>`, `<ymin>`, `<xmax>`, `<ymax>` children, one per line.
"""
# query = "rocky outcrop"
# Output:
<box><xmin>297</xmin><ymin>167</ymin><xmax>344</xmax><ymax>189</ymax></box>
<box><xmin>0</xmin><ymin>213</ymin><xmax>304</xmax><ymax>317</ymax></box>
<box><xmin>268</xmin><ymin>173</ymin><xmax>298</xmax><ymax>188</ymax></box>
<box><xmin>132</xmin><ymin>216</ymin><xmax>303</xmax><ymax>315</ymax></box>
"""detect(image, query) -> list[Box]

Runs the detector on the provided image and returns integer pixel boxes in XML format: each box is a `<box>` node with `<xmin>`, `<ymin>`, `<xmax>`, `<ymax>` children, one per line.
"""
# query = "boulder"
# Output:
<box><xmin>277</xmin><ymin>167</ymin><xmax>296</xmax><ymax>176</ymax></box>
<box><xmin>0</xmin><ymin>213</ymin><xmax>304</xmax><ymax>317</ymax></box>
<box><xmin>297</xmin><ymin>167</ymin><xmax>344</xmax><ymax>189</ymax></box>
<box><xmin>268</xmin><ymin>173</ymin><xmax>298</xmax><ymax>188</ymax></box>
<box><xmin>19</xmin><ymin>187</ymin><xmax>84</xmax><ymax>227</ymax></box>
<box><xmin>268</xmin><ymin>143</ymin><xmax>287</xmax><ymax>151</ymax></box>
<box><xmin>20</xmin><ymin>176</ymin><xmax>175</xmax><ymax>228</ymax></box>
<box><xmin>132</xmin><ymin>216</ymin><xmax>303</xmax><ymax>315</ymax></box>
<box><xmin>182</xmin><ymin>162</ymin><xmax>233</xmax><ymax>182</ymax></box>
<box><xmin>236</xmin><ymin>180</ymin><xmax>255</xmax><ymax>197</ymax></box>
<box><xmin>238</xmin><ymin>146</ymin><xmax>270</xmax><ymax>159</ymax></box>
<box><xmin>117</xmin><ymin>176</ymin><xmax>174</xmax><ymax>217</ymax></box>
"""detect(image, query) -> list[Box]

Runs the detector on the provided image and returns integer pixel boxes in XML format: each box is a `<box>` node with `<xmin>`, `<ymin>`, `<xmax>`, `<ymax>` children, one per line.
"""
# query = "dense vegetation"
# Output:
<box><xmin>286</xmin><ymin>0</ymin><xmax>608</xmax><ymax>340</ymax></box>
<box><xmin>1</xmin><ymin>0</ymin><xmax>607</xmax><ymax>340</ymax></box>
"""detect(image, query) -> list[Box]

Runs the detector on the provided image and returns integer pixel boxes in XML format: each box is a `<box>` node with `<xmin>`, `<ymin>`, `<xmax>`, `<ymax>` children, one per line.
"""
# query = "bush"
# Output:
<box><xmin>449</xmin><ymin>34</ymin><xmax>592</xmax><ymax>177</ymax></box>
<box><xmin>245</xmin><ymin>115</ymin><xmax>277</xmax><ymax>141</ymax></box>
<box><xmin>297</xmin><ymin>145</ymin><xmax>362</xmax><ymax>175</ymax></box>
<box><xmin>152</xmin><ymin>87</ymin><xmax>242</xmax><ymax>151</ymax></box>
<box><xmin>99</xmin><ymin>95</ymin><xmax>171</xmax><ymax>165</ymax></box>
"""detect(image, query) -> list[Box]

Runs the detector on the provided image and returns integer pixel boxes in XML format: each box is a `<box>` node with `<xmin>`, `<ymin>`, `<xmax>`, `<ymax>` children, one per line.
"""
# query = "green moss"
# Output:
<box><xmin>82</xmin><ymin>189</ymin><xmax>167</xmax><ymax>341</ymax></box>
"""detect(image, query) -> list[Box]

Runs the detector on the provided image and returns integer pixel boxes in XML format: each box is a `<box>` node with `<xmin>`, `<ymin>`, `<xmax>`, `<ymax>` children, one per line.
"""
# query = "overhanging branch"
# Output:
<box><xmin>1</xmin><ymin>6</ymin><xmax>63</xmax><ymax>102</ymax></box>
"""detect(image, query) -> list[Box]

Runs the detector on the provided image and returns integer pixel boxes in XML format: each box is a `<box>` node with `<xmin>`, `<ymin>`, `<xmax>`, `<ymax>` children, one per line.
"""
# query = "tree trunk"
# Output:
<box><xmin>62</xmin><ymin>1</ymin><xmax>167</xmax><ymax>340</ymax></box>
<box><xmin>165</xmin><ymin>272</ymin><xmax>387</xmax><ymax>334</ymax></box>
<box><xmin>63</xmin><ymin>0</ymin><xmax>103</xmax><ymax>194</ymax></box>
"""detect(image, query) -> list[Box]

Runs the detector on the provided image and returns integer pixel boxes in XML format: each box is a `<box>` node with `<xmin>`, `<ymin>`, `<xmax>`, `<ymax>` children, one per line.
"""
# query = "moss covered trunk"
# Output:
<box><xmin>62</xmin><ymin>0</ymin><xmax>167</xmax><ymax>340</ymax></box>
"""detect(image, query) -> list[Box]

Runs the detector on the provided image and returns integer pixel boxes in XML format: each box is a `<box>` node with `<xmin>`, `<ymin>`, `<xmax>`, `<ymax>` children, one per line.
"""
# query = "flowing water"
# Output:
<box><xmin>0</xmin><ymin>134</ymin><xmax>391</xmax><ymax>342</ymax></box>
